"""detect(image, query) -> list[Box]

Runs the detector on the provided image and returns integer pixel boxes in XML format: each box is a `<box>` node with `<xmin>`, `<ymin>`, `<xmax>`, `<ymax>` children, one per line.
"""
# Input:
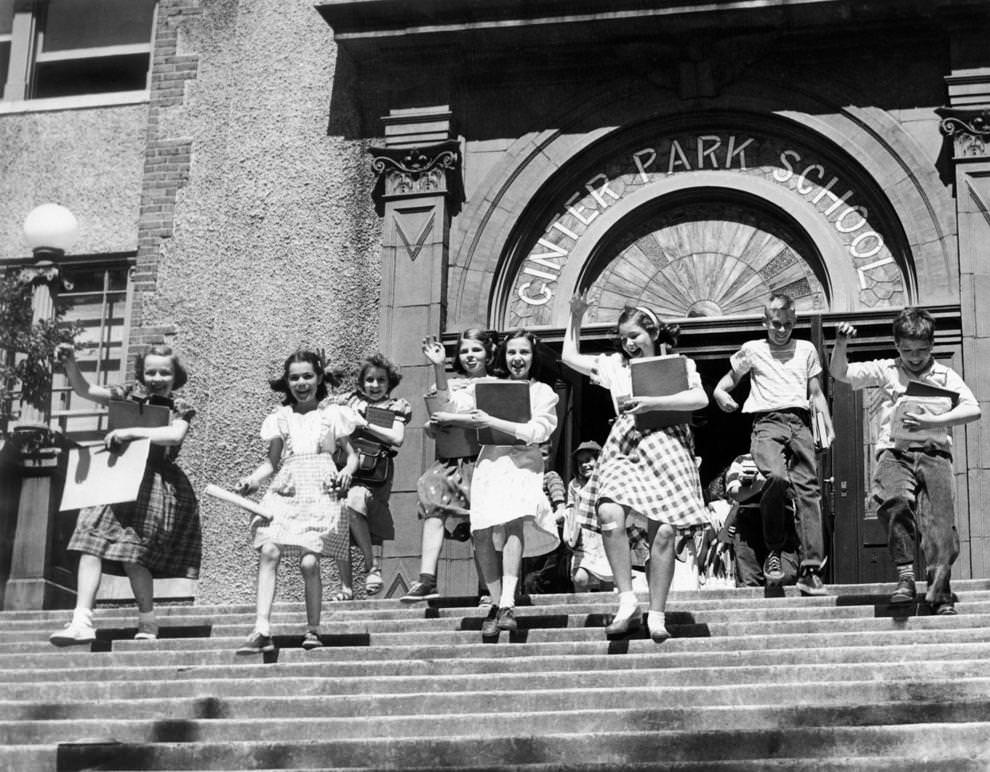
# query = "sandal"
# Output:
<box><xmin>365</xmin><ymin>568</ymin><xmax>383</xmax><ymax>596</ymax></box>
<box><xmin>331</xmin><ymin>588</ymin><xmax>354</xmax><ymax>602</ymax></box>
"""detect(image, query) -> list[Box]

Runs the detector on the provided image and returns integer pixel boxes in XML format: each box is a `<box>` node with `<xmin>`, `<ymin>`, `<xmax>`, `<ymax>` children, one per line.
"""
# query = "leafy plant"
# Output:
<box><xmin>0</xmin><ymin>271</ymin><xmax>80</xmax><ymax>432</ymax></box>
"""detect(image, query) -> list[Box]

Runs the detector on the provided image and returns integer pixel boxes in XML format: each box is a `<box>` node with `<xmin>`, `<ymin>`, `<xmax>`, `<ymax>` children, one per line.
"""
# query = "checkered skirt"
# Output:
<box><xmin>576</xmin><ymin>413</ymin><xmax>707</xmax><ymax>533</ymax></box>
<box><xmin>67</xmin><ymin>451</ymin><xmax>202</xmax><ymax>579</ymax></box>
<box><xmin>252</xmin><ymin>452</ymin><xmax>348</xmax><ymax>558</ymax></box>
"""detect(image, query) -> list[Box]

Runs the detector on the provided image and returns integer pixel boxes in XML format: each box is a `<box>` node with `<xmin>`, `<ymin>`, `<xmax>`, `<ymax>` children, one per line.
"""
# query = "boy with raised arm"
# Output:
<box><xmin>830</xmin><ymin>309</ymin><xmax>980</xmax><ymax>613</ymax></box>
<box><xmin>713</xmin><ymin>293</ymin><xmax>833</xmax><ymax>596</ymax></box>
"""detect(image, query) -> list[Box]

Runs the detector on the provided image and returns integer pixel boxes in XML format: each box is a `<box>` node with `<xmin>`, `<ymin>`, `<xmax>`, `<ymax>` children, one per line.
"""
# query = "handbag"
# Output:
<box><xmin>351</xmin><ymin>436</ymin><xmax>392</xmax><ymax>485</ymax></box>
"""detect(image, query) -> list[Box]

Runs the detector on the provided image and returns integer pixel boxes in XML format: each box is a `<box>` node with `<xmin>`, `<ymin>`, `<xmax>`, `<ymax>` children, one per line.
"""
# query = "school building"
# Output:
<box><xmin>1</xmin><ymin>0</ymin><xmax>989</xmax><ymax>607</ymax></box>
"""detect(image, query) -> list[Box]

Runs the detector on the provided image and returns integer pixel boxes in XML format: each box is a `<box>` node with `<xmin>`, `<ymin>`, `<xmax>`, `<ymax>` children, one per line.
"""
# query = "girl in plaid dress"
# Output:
<box><xmin>234</xmin><ymin>351</ymin><xmax>360</xmax><ymax>654</ymax></box>
<box><xmin>563</xmin><ymin>294</ymin><xmax>709</xmax><ymax>642</ymax></box>
<box><xmin>49</xmin><ymin>345</ymin><xmax>201</xmax><ymax>647</ymax></box>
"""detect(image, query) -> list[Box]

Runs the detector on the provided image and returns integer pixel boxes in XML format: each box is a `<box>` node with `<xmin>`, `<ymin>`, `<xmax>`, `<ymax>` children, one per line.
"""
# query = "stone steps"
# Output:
<box><xmin>2</xmin><ymin>580</ymin><xmax>989</xmax><ymax>769</ymax></box>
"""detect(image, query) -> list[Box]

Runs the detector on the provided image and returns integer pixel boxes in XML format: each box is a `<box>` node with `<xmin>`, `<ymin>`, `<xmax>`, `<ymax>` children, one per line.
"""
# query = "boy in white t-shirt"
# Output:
<box><xmin>713</xmin><ymin>293</ymin><xmax>833</xmax><ymax>596</ymax></box>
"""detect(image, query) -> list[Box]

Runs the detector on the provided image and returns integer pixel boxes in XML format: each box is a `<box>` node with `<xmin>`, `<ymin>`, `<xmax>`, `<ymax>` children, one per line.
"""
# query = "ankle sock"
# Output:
<box><xmin>618</xmin><ymin>590</ymin><xmax>639</xmax><ymax>613</ymax></box>
<box><xmin>255</xmin><ymin>618</ymin><xmax>271</xmax><ymax>636</ymax></box>
<box><xmin>649</xmin><ymin>611</ymin><xmax>667</xmax><ymax>629</ymax></box>
<box><xmin>72</xmin><ymin>607</ymin><xmax>94</xmax><ymax>627</ymax></box>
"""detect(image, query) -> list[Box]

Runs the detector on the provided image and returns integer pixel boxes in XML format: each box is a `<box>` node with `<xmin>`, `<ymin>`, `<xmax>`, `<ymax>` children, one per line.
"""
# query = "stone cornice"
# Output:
<box><xmin>368</xmin><ymin>140</ymin><xmax>464</xmax><ymax>216</ymax></box>
<box><xmin>937</xmin><ymin>106</ymin><xmax>990</xmax><ymax>158</ymax></box>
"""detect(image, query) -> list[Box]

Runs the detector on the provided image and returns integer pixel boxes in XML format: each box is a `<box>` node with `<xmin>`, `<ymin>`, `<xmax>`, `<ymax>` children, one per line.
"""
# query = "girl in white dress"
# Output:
<box><xmin>458</xmin><ymin>329</ymin><xmax>560</xmax><ymax>636</ymax></box>
<box><xmin>234</xmin><ymin>351</ymin><xmax>360</xmax><ymax>654</ymax></box>
<box><xmin>563</xmin><ymin>294</ymin><xmax>709</xmax><ymax>642</ymax></box>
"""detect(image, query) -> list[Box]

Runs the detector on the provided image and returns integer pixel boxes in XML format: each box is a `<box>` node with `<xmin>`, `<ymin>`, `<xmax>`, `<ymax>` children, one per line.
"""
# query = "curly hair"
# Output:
<box><xmin>614</xmin><ymin>306</ymin><xmax>679</xmax><ymax>358</ymax></box>
<box><xmin>135</xmin><ymin>345</ymin><xmax>188</xmax><ymax>390</ymax></box>
<box><xmin>269</xmin><ymin>350</ymin><xmax>327</xmax><ymax>405</ymax></box>
<box><xmin>357</xmin><ymin>352</ymin><xmax>402</xmax><ymax>395</ymax></box>
<box><xmin>892</xmin><ymin>307</ymin><xmax>935</xmax><ymax>343</ymax></box>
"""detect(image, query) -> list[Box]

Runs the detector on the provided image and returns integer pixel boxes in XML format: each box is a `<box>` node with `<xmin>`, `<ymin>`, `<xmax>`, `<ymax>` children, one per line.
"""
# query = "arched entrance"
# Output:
<box><xmin>450</xmin><ymin>111</ymin><xmax>953</xmax><ymax>584</ymax></box>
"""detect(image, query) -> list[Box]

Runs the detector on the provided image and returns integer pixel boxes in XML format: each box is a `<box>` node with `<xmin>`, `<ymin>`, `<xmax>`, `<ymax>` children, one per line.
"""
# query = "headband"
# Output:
<box><xmin>634</xmin><ymin>306</ymin><xmax>661</xmax><ymax>330</ymax></box>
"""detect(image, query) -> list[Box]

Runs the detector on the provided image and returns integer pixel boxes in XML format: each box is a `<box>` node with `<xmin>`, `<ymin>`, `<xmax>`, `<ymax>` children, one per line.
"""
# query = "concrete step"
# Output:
<box><xmin>21</xmin><ymin>722</ymin><xmax>990</xmax><ymax>770</ymax></box>
<box><xmin>4</xmin><ymin>698</ymin><xmax>990</xmax><ymax>745</ymax></box>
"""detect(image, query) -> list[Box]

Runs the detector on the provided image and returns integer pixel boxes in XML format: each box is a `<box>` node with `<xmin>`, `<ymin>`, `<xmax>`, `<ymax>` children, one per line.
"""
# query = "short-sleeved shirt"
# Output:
<box><xmin>844</xmin><ymin>358</ymin><xmax>977</xmax><ymax>452</ymax></box>
<box><xmin>730</xmin><ymin>339</ymin><xmax>822</xmax><ymax>413</ymax></box>
<box><xmin>328</xmin><ymin>390</ymin><xmax>413</xmax><ymax>451</ymax></box>
<box><xmin>592</xmin><ymin>352</ymin><xmax>702</xmax><ymax>409</ymax></box>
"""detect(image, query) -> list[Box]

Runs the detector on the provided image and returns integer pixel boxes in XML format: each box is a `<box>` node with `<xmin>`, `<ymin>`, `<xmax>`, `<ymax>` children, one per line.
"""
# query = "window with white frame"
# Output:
<box><xmin>1</xmin><ymin>0</ymin><xmax>157</xmax><ymax>102</ymax></box>
<box><xmin>50</xmin><ymin>256</ymin><xmax>134</xmax><ymax>444</ymax></box>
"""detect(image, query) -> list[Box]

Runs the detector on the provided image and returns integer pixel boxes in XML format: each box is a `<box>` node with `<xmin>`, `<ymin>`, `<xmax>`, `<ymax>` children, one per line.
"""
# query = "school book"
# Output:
<box><xmin>424</xmin><ymin>394</ymin><xmax>481</xmax><ymax>458</ymax></box>
<box><xmin>891</xmin><ymin>381</ymin><xmax>958</xmax><ymax>443</ymax></box>
<box><xmin>475</xmin><ymin>380</ymin><xmax>531</xmax><ymax>446</ymax></box>
<box><xmin>629</xmin><ymin>354</ymin><xmax>693</xmax><ymax>431</ymax></box>
<box><xmin>365</xmin><ymin>404</ymin><xmax>395</xmax><ymax>429</ymax></box>
<box><xmin>108</xmin><ymin>399</ymin><xmax>170</xmax><ymax>431</ymax></box>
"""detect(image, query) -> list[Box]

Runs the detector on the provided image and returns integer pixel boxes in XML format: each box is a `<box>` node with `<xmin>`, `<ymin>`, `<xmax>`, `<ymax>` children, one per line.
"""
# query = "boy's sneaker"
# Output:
<box><xmin>400</xmin><ymin>581</ymin><xmax>438</xmax><ymax>603</ymax></box>
<box><xmin>301</xmin><ymin>631</ymin><xmax>323</xmax><ymax>650</ymax></box>
<box><xmin>49</xmin><ymin>619</ymin><xmax>96</xmax><ymax>647</ymax></box>
<box><xmin>762</xmin><ymin>551</ymin><xmax>784</xmax><ymax>584</ymax></box>
<box><xmin>797</xmin><ymin>568</ymin><xmax>828</xmax><ymax>596</ymax></box>
<box><xmin>235</xmin><ymin>631</ymin><xmax>275</xmax><ymax>655</ymax></box>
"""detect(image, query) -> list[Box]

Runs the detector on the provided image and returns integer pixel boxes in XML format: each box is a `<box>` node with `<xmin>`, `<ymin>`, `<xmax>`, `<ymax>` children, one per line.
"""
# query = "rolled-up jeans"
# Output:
<box><xmin>750</xmin><ymin>409</ymin><xmax>824</xmax><ymax>569</ymax></box>
<box><xmin>873</xmin><ymin>448</ymin><xmax>959</xmax><ymax>605</ymax></box>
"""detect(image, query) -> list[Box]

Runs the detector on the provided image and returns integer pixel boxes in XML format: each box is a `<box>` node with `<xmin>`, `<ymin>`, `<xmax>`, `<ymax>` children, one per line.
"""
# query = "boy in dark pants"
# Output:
<box><xmin>830</xmin><ymin>309</ymin><xmax>981</xmax><ymax>613</ymax></box>
<box><xmin>714</xmin><ymin>293</ymin><xmax>833</xmax><ymax>596</ymax></box>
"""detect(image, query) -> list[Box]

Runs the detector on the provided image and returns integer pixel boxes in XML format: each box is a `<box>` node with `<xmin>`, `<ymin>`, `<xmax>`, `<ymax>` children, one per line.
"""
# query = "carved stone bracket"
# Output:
<box><xmin>368</xmin><ymin>139</ymin><xmax>464</xmax><ymax>216</ymax></box>
<box><xmin>936</xmin><ymin>107</ymin><xmax>990</xmax><ymax>158</ymax></box>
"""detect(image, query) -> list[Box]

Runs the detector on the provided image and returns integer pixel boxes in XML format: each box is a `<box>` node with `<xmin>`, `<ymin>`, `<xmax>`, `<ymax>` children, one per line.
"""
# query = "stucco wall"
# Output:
<box><xmin>144</xmin><ymin>0</ymin><xmax>382</xmax><ymax>604</ymax></box>
<box><xmin>0</xmin><ymin>105</ymin><xmax>145</xmax><ymax>259</ymax></box>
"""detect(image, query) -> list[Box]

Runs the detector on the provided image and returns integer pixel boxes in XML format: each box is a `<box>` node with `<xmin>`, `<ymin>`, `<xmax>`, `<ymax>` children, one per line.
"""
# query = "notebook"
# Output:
<box><xmin>475</xmin><ymin>380</ymin><xmax>531</xmax><ymax>446</ymax></box>
<box><xmin>629</xmin><ymin>355</ymin><xmax>693</xmax><ymax>431</ymax></box>
<box><xmin>108</xmin><ymin>399</ymin><xmax>170</xmax><ymax>431</ymax></box>
<box><xmin>424</xmin><ymin>394</ymin><xmax>481</xmax><ymax>458</ymax></box>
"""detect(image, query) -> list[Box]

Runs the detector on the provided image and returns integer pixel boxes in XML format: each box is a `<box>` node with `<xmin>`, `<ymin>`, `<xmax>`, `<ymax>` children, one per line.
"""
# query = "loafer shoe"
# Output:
<box><xmin>605</xmin><ymin>605</ymin><xmax>641</xmax><ymax>636</ymax></box>
<box><xmin>496</xmin><ymin>607</ymin><xmax>517</xmax><ymax>632</ymax></box>
<box><xmin>236</xmin><ymin>631</ymin><xmax>275</xmax><ymax>655</ymax></box>
<box><xmin>889</xmin><ymin>577</ymin><xmax>917</xmax><ymax>604</ymax></box>
<box><xmin>481</xmin><ymin>605</ymin><xmax>500</xmax><ymax>637</ymax></box>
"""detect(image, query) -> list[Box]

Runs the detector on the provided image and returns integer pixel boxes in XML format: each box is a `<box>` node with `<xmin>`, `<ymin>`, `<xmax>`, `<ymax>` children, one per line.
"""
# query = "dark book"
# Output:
<box><xmin>365</xmin><ymin>404</ymin><xmax>395</xmax><ymax>428</ymax></box>
<box><xmin>905</xmin><ymin>380</ymin><xmax>959</xmax><ymax>403</ymax></box>
<box><xmin>475</xmin><ymin>380</ymin><xmax>531</xmax><ymax>446</ymax></box>
<box><xmin>424</xmin><ymin>394</ymin><xmax>481</xmax><ymax>459</ymax></box>
<box><xmin>629</xmin><ymin>355</ymin><xmax>693</xmax><ymax>431</ymax></box>
<box><xmin>108</xmin><ymin>399</ymin><xmax>170</xmax><ymax>431</ymax></box>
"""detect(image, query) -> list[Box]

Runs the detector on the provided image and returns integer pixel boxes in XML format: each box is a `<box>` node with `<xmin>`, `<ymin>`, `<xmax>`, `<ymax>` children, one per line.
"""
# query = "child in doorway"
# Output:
<box><xmin>233</xmin><ymin>350</ymin><xmax>360</xmax><ymax>653</ymax></box>
<box><xmin>713</xmin><ymin>292</ymin><xmax>832</xmax><ymax>596</ymax></box>
<box><xmin>723</xmin><ymin>454</ymin><xmax>800</xmax><ymax>587</ymax></box>
<box><xmin>327</xmin><ymin>353</ymin><xmax>412</xmax><ymax>599</ymax></box>
<box><xmin>522</xmin><ymin>442</ymin><xmax>570</xmax><ymax>594</ymax></box>
<box><xmin>563</xmin><ymin>293</ymin><xmax>710</xmax><ymax>642</ymax></box>
<box><xmin>49</xmin><ymin>344</ymin><xmax>201</xmax><ymax>646</ymax></box>
<box><xmin>830</xmin><ymin>309</ymin><xmax>980</xmax><ymax>613</ymax></box>
<box><xmin>563</xmin><ymin>441</ymin><xmax>614</xmax><ymax>593</ymax></box>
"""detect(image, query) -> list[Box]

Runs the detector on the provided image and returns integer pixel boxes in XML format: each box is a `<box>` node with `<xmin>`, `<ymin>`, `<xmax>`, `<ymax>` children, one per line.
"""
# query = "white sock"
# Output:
<box><xmin>618</xmin><ymin>590</ymin><xmax>639</xmax><ymax>613</ymax></box>
<box><xmin>499</xmin><ymin>576</ymin><xmax>519</xmax><ymax>609</ymax></box>
<box><xmin>255</xmin><ymin>617</ymin><xmax>271</xmax><ymax>636</ymax></box>
<box><xmin>72</xmin><ymin>607</ymin><xmax>94</xmax><ymax>626</ymax></box>
<box><xmin>650</xmin><ymin>611</ymin><xmax>667</xmax><ymax>629</ymax></box>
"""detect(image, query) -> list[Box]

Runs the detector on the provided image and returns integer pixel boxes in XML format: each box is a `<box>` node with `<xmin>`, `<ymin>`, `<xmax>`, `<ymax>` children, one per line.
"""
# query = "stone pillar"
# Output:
<box><xmin>938</xmin><ymin>67</ymin><xmax>990</xmax><ymax>579</ymax></box>
<box><xmin>367</xmin><ymin>107</ymin><xmax>469</xmax><ymax>597</ymax></box>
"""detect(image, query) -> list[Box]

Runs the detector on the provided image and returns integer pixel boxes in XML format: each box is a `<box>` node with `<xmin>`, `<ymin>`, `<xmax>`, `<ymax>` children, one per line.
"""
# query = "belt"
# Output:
<box><xmin>752</xmin><ymin>407</ymin><xmax>810</xmax><ymax>422</ymax></box>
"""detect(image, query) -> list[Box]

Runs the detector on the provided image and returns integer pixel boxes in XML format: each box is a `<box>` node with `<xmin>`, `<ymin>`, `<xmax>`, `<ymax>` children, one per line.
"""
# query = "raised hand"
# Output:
<box><xmin>569</xmin><ymin>291</ymin><xmax>590</xmax><ymax>318</ymax></box>
<box><xmin>835</xmin><ymin>322</ymin><xmax>858</xmax><ymax>340</ymax></box>
<box><xmin>422</xmin><ymin>336</ymin><xmax>446</xmax><ymax>366</ymax></box>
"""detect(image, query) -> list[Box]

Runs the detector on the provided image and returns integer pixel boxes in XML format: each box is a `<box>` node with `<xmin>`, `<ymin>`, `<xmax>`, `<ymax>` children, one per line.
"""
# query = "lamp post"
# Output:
<box><xmin>2</xmin><ymin>203</ymin><xmax>78</xmax><ymax>610</ymax></box>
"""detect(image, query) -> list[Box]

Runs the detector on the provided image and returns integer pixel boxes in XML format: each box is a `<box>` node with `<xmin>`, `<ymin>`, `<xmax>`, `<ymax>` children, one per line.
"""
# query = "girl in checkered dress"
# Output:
<box><xmin>563</xmin><ymin>294</ymin><xmax>709</xmax><ymax>642</ymax></box>
<box><xmin>49</xmin><ymin>344</ymin><xmax>201</xmax><ymax>647</ymax></box>
<box><xmin>233</xmin><ymin>351</ymin><xmax>361</xmax><ymax>654</ymax></box>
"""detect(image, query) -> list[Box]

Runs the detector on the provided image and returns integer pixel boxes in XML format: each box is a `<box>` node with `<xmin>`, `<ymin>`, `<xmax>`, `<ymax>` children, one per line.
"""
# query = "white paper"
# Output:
<box><xmin>60</xmin><ymin>439</ymin><xmax>151</xmax><ymax>511</ymax></box>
